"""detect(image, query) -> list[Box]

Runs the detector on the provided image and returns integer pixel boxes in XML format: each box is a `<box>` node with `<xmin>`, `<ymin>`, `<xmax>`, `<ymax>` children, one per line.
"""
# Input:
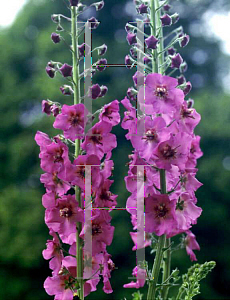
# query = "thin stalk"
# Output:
<box><xmin>161</xmin><ymin>238</ymin><xmax>171</xmax><ymax>299</ymax></box>
<box><xmin>71</xmin><ymin>6</ymin><xmax>84</xmax><ymax>300</ymax></box>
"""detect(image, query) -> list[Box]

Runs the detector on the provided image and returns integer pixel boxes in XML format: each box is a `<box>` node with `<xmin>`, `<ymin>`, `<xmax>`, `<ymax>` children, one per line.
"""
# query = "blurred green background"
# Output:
<box><xmin>0</xmin><ymin>0</ymin><xmax>230</xmax><ymax>299</ymax></box>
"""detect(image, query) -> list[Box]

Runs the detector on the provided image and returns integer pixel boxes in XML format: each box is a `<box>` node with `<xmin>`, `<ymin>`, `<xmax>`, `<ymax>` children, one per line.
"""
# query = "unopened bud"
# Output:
<box><xmin>97</xmin><ymin>44</ymin><xmax>107</xmax><ymax>56</ymax></box>
<box><xmin>60</xmin><ymin>85</ymin><xmax>74</xmax><ymax>95</ymax></box>
<box><xmin>160</xmin><ymin>14</ymin><xmax>172</xmax><ymax>26</ymax></box>
<box><xmin>51</xmin><ymin>105</ymin><xmax>60</xmax><ymax>117</ymax></box>
<box><xmin>69</xmin><ymin>0</ymin><xmax>79</xmax><ymax>6</ymax></box>
<box><xmin>179</xmin><ymin>34</ymin><xmax>190</xmax><ymax>48</ymax></box>
<box><xmin>145</xmin><ymin>35</ymin><xmax>158</xmax><ymax>49</ymax></box>
<box><xmin>93</xmin><ymin>1</ymin><xmax>104</xmax><ymax>11</ymax></box>
<box><xmin>42</xmin><ymin>100</ymin><xmax>52</xmax><ymax>115</ymax></box>
<box><xmin>187</xmin><ymin>98</ymin><xmax>194</xmax><ymax>108</ymax></box>
<box><xmin>89</xmin><ymin>84</ymin><xmax>101</xmax><ymax>99</ymax></box>
<box><xmin>78</xmin><ymin>43</ymin><xmax>90</xmax><ymax>57</ymax></box>
<box><xmin>171</xmin><ymin>13</ymin><xmax>180</xmax><ymax>24</ymax></box>
<box><xmin>127</xmin><ymin>87</ymin><xmax>137</xmax><ymax>101</ymax></box>
<box><xmin>87</xmin><ymin>17</ymin><xmax>99</xmax><ymax>29</ymax></box>
<box><xmin>125</xmin><ymin>55</ymin><xmax>133</xmax><ymax>69</ymax></box>
<box><xmin>163</xmin><ymin>4</ymin><xmax>171</xmax><ymax>11</ymax></box>
<box><xmin>167</xmin><ymin>47</ymin><xmax>176</xmax><ymax>56</ymax></box>
<box><xmin>99</xmin><ymin>85</ymin><xmax>108</xmax><ymax>97</ymax></box>
<box><xmin>183</xmin><ymin>81</ymin><xmax>192</xmax><ymax>96</ymax></box>
<box><xmin>60</xmin><ymin>63</ymin><xmax>73</xmax><ymax>77</ymax></box>
<box><xmin>177</xmin><ymin>75</ymin><xmax>186</xmax><ymax>85</ymax></box>
<box><xmin>51</xmin><ymin>32</ymin><xmax>61</xmax><ymax>44</ymax></box>
<box><xmin>180</xmin><ymin>61</ymin><xmax>188</xmax><ymax>73</ymax></box>
<box><xmin>138</xmin><ymin>3</ymin><xmax>148</xmax><ymax>14</ymax></box>
<box><xmin>51</xmin><ymin>14</ymin><xmax>60</xmax><ymax>24</ymax></box>
<box><xmin>171</xmin><ymin>53</ymin><xmax>183</xmax><ymax>69</ymax></box>
<box><xmin>130</xmin><ymin>48</ymin><xmax>137</xmax><ymax>59</ymax></box>
<box><xmin>46</xmin><ymin>66</ymin><xmax>56</xmax><ymax>78</ymax></box>
<box><xmin>126</xmin><ymin>33</ymin><xmax>137</xmax><ymax>45</ymax></box>
<box><xmin>96</xmin><ymin>58</ymin><xmax>107</xmax><ymax>72</ymax></box>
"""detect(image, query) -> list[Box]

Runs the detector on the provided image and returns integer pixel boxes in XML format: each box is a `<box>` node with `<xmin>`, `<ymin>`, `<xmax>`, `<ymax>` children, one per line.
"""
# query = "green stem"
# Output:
<box><xmin>71</xmin><ymin>6</ymin><xmax>84</xmax><ymax>300</ymax></box>
<box><xmin>161</xmin><ymin>238</ymin><xmax>171</xmax><ymax>299</ymax></box>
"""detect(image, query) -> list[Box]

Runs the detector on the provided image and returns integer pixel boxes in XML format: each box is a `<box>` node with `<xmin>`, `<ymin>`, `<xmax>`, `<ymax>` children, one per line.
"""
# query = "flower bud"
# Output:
<box><xmin>78</xmin><ymin>43</ymin><xmax>90</xmax><ymax>57</ymax></box>
<box><xmin>51</xmin><ymin>14</ymin><xmax>60</xmax><ymax>24</ymax></box>
<box><xmin>187</xmin><ymin>98</ymin><xmax>194</xmax><ymax>108</ymax></box>
<box><xmin>160</xmin><ymin>14</ymin><xmax>172</xmax><ymax>26</ymax></box>
<box><xmin>42</xmin><ymin>100</ymin><xmax>52</xmax><ymax>115</ymax></box>
<box><xmin>51</xmin><ymin>105</ymin><xmax>60</xmax><ymax>117</ymax></box>
<box><xmin>127</xmin><ymin>87</ymin><xmax>137</xmax><ymax>101</ymax></box>
<box><xmin>171</xmin><ymin>53</ymin><xmax>183</xmax><ymax>69</ymax></box>
<box><xmin>171</xmin><ymin>13</ymin><xmax>180</xmax><ymax>24</ymax></box>
<box><xmin>167</xmin><ymin>47</ymin><xmax>176</xmax><ymax>56</ymax></box>
<box><xmin>163</xmin><ymin>4</ymin><xmax>171</xmax><ymax>11</ymax></box>
<box><xmin>133</xmin><ymin>71</ymin><xmax>144</xmax><ymax>87</ymax></box>
<box><xmin>145</xmin><ymin>35</ymin><xmax>158</xmax><ymax>49</ymax></box>
<box><xmin>60</xmin><ymin>85</ymin><xmax>74</xmax><ymax>95</ymax></box>
<box><xmin>96</xmin><ymin>58</ymin><xmax>107</xmax><ymax>72</ymax></box>
<box><xmin>183</xmin><ymin>81</ymin><xmax>192</xmax><ymax>96</ymax></box>
<box><xmin>48</xmin><ymin>61</ymin><xmax>55</xmax><ymax>68</ymax></box>
<box><xmin>93</xmin><ymin>1</ymin><xmax>104</xmax><ymax>11</ymax></box>
<box><xmin>99</xmin><ymin>85</ymin><xmax>108</xmax><ymax>97</ymax></box>
<box><xmin>179</xmin><ymin>34</ymin><xmax>190</xmax><ymax>48</ymax></box>
<box><xmin>138</xmin><ymin>3</ymin><xmax>148</xmax><ymax>14</ymax></box>
<box><xmin>125</xmin><ymin>55</ymin><xmax>132</xmax><ymax>68</ymax></box>
<box><xmin>60</xmin><ymin>63</ymin><xmax>73</xmax><ymax>77</ymax></box>
<box><xmin>144</xmin><ymin>56</ymin><xmax>151</xmax><ymax>64</ymax></box>
<box><xmin>177</xmin><ymin>75</ymin><xmax>186</xmax><ymax>85</ymax></box>
<box><xmin>87</xmin><ymin>17</ymin><xmax>99</xmax><ymax>29</ymax></box>
<box><xmin>77</xmin><ymin>3</ymin><xmax>86</xmax><ymax>12</ymax></box>
<box><xmin>180</xmin><ymin>61</ymin><xmax>188</xmax><ymax>73</ymax></box>
<box><xmin>51</xmin><ymin>32</ymin><xmax>61</xmax><ymax>44</ymax></box>
<box><xmin>126</xmin><ymin>33</ymin><xmax>137</xmax><ymax>45</ymax></box>
<box><xmin>46</xmin><ymin>66</ymin><xmax>56</xmax><ymax>78</ymax></box>
<box><xmin>97</xmin><ymin>44</ymin><xmax>107</xmax><ymax>56</ymax></box>
<box><xmin>69</xmin><ymin>0</ymin><xmax>79</xmax><ymax>6</ymax></box>
<box><xmin>89</xmin><ymin>84</ymin><xmax>101</xmax><ymax>99</ymax></box>
<box><xmin>130</xmin><ymin>48</ymin><xmax>137</xmax><ymax>59</ymax></box>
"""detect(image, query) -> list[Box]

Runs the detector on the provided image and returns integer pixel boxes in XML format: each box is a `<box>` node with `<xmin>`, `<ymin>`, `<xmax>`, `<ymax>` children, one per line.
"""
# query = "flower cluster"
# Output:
<box><xmin>35</xmin><ymin>0</ymin><xmax>120</xmax><ymax>298</ymax></box>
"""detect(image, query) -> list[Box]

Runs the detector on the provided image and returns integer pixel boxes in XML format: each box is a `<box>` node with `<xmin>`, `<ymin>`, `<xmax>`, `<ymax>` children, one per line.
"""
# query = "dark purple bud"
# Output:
<box><xmin>88</xmin><ymin>17</ymin><xmax>99</xmax><ymax>29</ymax></box>
<box><xmin>96</xmin><ymin>58</ymin><xmax>107</xmax><ymax>71</ymax></box>
<box><xmin>171</xmin><ymin>53</ymin><xmax>183</xmax><ymax>69</ymax></box>
<box><xmin>60</xmin><ymin>85</ymin><xmax>74</xmax><ymax>95</ymax></box>
<box><xmin>163</xmin><ymin>4</ymin><xmax>171</xmax><ymax>11</ymax></box>
<box><xmin>171</xmin><ymin>13</ymin><xmax>179</xmax><ymax>24</ymax></box>
<box><xmin>60</xmin><ymin>63</ymin><xmax>73</xmax><ymax>77</ymax></box>
<box><xmin>133</xmin><ymin>71</ymin><xmax>144</xmax><ymax>87</ymax></box>
<box><xmin>89</xmin><ymin>84</ymin><xmax>101</xmax><ymax>99</ymax></box>
<box><xmin>145</xmin><ymin>35</ymin><xmax>158</xmax><ymax>49</ymax></box>
<box><xmin>125</xmin><ymin>55</ymin><xmax>133</xmax><ymax>69</ymax></box>
<box><xmin>167</xmin><ymin>47</ymin><xmax>176</xmax><ymax>55</ymax></box>
<box><xmin>127</xmin><ymin>87</ymin><xmax>137</xmax><ymax>101</ymax></box>
<box><xmin>127</xmin><ymin>33</ymin><xmax>137</xmax><ymax>45</ymax></box>
<box><xmin>99</xmin><ymin>85</ymin><xmax>108</xmax><ymax>97</ymax></box>
<box><xmin>42</xmin><ymin>100</ymin><xmax>52</xmax><ymax>115</ymax></box>
<box><xmin>94</xmin><ymin>1</ymin><xmax>104</xmax><ymax>11</ymax></box>
<box><xmin>98</xmin><ymin>44</ymin><xmax>107</xmax><ymax>56</ymax></box>
<box><xmin>138</xmin><ymin>3</ymin><xmax>148</xmax><ymax>14</ymax></box>
<box><xmin>160</xmin><ymin>14</ymin><xmax>172</xmax><ymax>26</ymax></box>
<box><xmin>130</xmin><ymin>48</ymin><xmax>137</xmax><ymax>59</ymax></box>
<box><xmin>51</xmin><ymin>32</ymin><xmax>61</xmax><ymax>44</ymax></box>
<box><xmin>48</xmin><ymin>61</ymin><xmax>55</xmax><ymax>68</ymax></box>
<box><xmin>51</xmin><ymin>14</ymin><xmax>60</xmax><ymax>23</ymax></box>
<box><xmin>180</xmin><ymin>34</ymin><xmax>190</xmax><ymax>48</ymax></box>
<box><xmin>46</xmin><ymin>66</ymin><xmax>56</xmax><ymax>78</ymax></box>
<box><xmin>177</xmin><ymin>75</ymin><xmax>186</xmax><ymax>85</ymax></box>
<box><xmin>187</xmin><ymin>98</ymin><xmax>194</xmax><ymax>108</ymax></box>
<box><xmin>78</xmin><ymin>43</ymin><xmax>90</xmax><ymax>57</ymax></box>
<box><xmin>125</xmin><ymin>23</ymin><xmax>133</xmax><ymax>33</ymax></box>
<box><xmin>69</xmin><ymin>0</ymin><xmax>79</xmax><ymax>6</ymax></box>
<box><xmin>51</xmin><ymin>105</ymin><xmax>60</xmax><ymax>117</ymax></box>
<box><xmin>180</xmin><ymin>62</ymin><xmax>188</xmax><ymax>73</ymax></box>
<box><xmin>144</xmin><ymin>56</ymin><xmax>151</xmax><ymax>64</ymax></box>
<box><xmin>183</xmin><ymin>81</ymin><xmax>192</xmax><ymax>96</ymax></box>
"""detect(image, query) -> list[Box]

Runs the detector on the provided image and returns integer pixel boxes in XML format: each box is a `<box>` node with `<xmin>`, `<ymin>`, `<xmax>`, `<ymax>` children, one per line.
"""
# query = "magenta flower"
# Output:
<box><xmin>59</xmin><ymin>63</ymin><xmax>72</xmax><ymax>77</ymax></box>
<box><xmin>45</xmin><ymin>194</ymin><xmax>84</xmax><ymax>244</ymax></box>
<box><xmin>81</xmin><ymin>121</ymin><xmax>117</xmax><ymax>159</ymax></box>
<box><xmin>123</xmin><ymin>266</ymin><xmax>147</xmax><ymax>288</ymax></box>
<box><xmin>99</xmin><ymin>100</ymin><xmax>120</xmax><ymax>126</ymax></box>
<box><xmin>94</xmin><ymin>179</ymin><xmax>118</xmax><ymax>208</ymax></box>
<box><xmin>145</xmin><ymin>194</ymin><xmax>177</xmax><ymax>236</ymax></box>
<box><xmin>130</xmin><ymin>116</ymin><xmax>169</xmax><ymax>162</ymax></box>
<box><xmin>53</xmin><ymin>104</ymin><xmax>88</xmax><ymax>141</ymax></box>
<box><xmin>130</xmin><ymin>231</ymin><xmax>151</xmax><ymax>251</ymax></box>
<box><xmin>121</xmin><ymin>97</ymin><xmax>137</xmax><ymax>139</ymax></box>
<box><xmin>40</xmin><ymin>172</ymin><xmax>70</xmax><ymax>196</ymax></box>
<box><xmin>138</xmin><ymin>73</ymin><xmax>184</xmax><ymax>114</ymax></box>
<box><xmin>186</xmin><ymin>135</ymin><xmax>203</xmax><ymax>168</ymax></box>
<box><xmin>154</xmin><ymin>133</ymin><xmax>192</xmax><ymax>171</ymax></box>
<box><xmin>42</xmin><ymin>192</ymin><xmax>56</xmax><ymax>209</ymax></box>
<box><xmin>185</xmin><ymin>230</ymin><xmax>200</xmax><ymax>261</ymax></box>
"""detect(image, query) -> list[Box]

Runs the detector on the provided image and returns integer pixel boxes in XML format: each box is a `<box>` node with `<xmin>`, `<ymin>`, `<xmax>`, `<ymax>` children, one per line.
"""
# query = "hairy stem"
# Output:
<box><xmin>71</xmin><ymin>6</ymin><xmax>84</xmax><ymax>300</ymax></box>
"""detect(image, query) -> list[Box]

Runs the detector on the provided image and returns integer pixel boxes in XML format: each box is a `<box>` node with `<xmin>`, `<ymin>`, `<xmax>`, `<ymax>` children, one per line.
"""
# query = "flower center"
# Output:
<box><xmin>181</xmin><ymin>107</ymin><xmax>195</xmax><ymax>119</ymax></box>
<box><xmin>76</xmin><ymin>166</ymin><xmax>85</xmax><ymax>179</ymax></box>
<box><xmin>60</xmin><ymin>207</ymin><xmax>72</xmax><ymax>218</ymax></box>
<box><xmin>69</xmin><ymin>113</ymin><xmax>80</xmax><ymax>126</ymax></box>
<box><xmin>92</xmin><ymin>224</ymin><xmax>102</xmax><ymax>236</ymax></box>
<box><xmin>144</xmin><ymin>129</ymin><xmax>158</xmax><ymax>142</ymax></box>
<box><xmin>90</xmin><ymin>130</ymin><xmax>103</xmax><ymax>145</ymax></box>
<box><xmin>54</xmin><ymin>149</ymin><xmax>64</xmax><ymax>163</ymax></box>
<box><xmin>161</xmin><ymin>144</ymin><xmax>177</xmax><ymax>159</ymax></box>
<box><xmin>155</xmin><ymin>86</ymin><xmax>168</xmax><ymax>99</ymax></box>
<box><xmin>154</xmin><ymin>203</ymin><xmax>169</xmax><ymax>218</ymax></box>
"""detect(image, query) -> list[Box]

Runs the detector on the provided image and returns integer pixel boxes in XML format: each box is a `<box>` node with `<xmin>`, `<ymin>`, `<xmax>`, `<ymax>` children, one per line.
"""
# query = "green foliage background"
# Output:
<box><xmin>0</xmin><ymin>0</ymin><xmax>230</xmax><ymax>299</ymax></box>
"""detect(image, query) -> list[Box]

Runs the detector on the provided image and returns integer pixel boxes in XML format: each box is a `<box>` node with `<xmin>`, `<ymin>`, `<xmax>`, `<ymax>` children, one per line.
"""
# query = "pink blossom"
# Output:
<box><xmin>138</xmin><ymin>73</ymin><xmax>184</xmax><ymax>114</ymax></box>
<box><xmin>123</xmin><ymin>265</ymin><xmax>147</xmax><ymax>288</ymax></box>
<box><xmin>94</xmin><ymin>179</ymin><xmax>117</xmax><ymax>208</ymax></box>
<box><xmin>185</xmin><ymin>230</ymin><xmax>200</xmax><ymax>261</ymax></box>
<box><xmin>145</xmin><ymin>194</ymin><xmax>177</xmax><ymax>236</ymax></box>
<box><xmin>186</xmin><ymin>135</ymin><xmax>203</xmax><ymax>168</ymax></box>
<box><xmin>121</xmin><ymin>97</ymin><xmax>137</xmax><ymax>139</ymax></box>
<box><xmin>99</xmin><ymin>100</ymin><xmax>120</xmax><ymax>126</ymax></box>
<box><xmin>53</xmin><ymin>104</ymin><xmax>88</xmax><ymax>141</ymax></box>
<box><xmin>40</xmin><ymin>172</ymin><xmax>70</xmax><ymax>195</ymax></box>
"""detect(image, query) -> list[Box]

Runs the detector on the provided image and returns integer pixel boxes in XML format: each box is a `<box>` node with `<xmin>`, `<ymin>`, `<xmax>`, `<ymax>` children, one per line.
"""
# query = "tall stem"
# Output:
<box><xmin>71</xmin><ymin>6</ymin><xmax>84</xmax><ymax>300</ymax></box>
<box><xmin>146</xmin><ymin>1</ymin><xmax>171</xmax><ymax>299</ymax></box>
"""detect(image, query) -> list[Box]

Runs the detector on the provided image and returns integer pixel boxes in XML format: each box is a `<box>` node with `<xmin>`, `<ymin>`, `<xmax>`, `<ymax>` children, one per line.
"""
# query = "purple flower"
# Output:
<box><xmin>96</xmin><ymin>58</ymin><xmax>107</xmax><ymax>72</ymax></box>
<box><xmin>133</xmin><ymin>71</ymin><xmax>144</xmax><ymax>87</ymax></box>
<box><xmin>59</xmin><ymin>63</ymin><xmax>72</xmax><ymax>77</ymax></box>
<box><xmin>42</xmin><ymin>100</ymin><xmax>52</xmax><ymax>115</ymax></box>
<box><xmin>89</xmin><ymin>84</ymin><xmax>101</xmax><ymax>99</ymax></box>
<box><xmin>180</xmin><ymin>34</ymin><xmax>190</xmax><ymax>47</ymax></box>
<box><xmin>145</xmin><ymin>35</ymin><xmax>158</xmax><ymax>49</ymax></box>
<box><xmin>125</xmin><ymin>55</ymin><xmax>132</xmax><ymax>68</ymax></box>
<box><xmin>51</xmin><ymin>32</ymin><xmax>61</xmax><ymax>44</ymax></box>
<box><xmin>81</xmin><ymin>121</ymin><xmax>117</xmax><ymax>159</ymax></box>
<box><xmin>163</xmin><ymin>4</ymin><xmax>171</xmax><ymax>11</ymax></box>
<box><xmin>138</xmin><ymin>73</ymin><xmax>184</xmax><ymax>114</ymax></box>
<box><xmin>145</xmin><ymin>194</ymin><xmax>177</xmax><ymax>236</ymax></box>
<box><xmin>183</xmin><ymin>81</ymin><xmax>192</xmax><ymax>96</ymax></box>
<box><xmin>99</xmin><ymin>100</ymin><xmax>120</xmax><ymax>126</ymax></box>
<box><xmin>40</xmin><ymin>172</ymin><xmax>70</xmax><ymax>196</ymax></box>
<box><xmin>185</xmin><ymin>230</ymin><xmax>200</xmax><ymax>261</ymax></box>
<box><xmin>88</xmin><ymin>17</ymin><xmax>99</xmax><ymax>29</ymax></box>
<box><xmin>127</xmin><ymin>87</ymin><xmax>137</xmax><ymax>101</ymax></box>
<box><xmin>46</xmin><ymin>66</ymin><xmax>55</xmax><ymax>78</ymax></box>
<box><xmin>160</xmin><ymin>14</ymin><xmax>172</xmax><ymax>26</ymax></box>
<box><xmin>123</xmin><ymin>266</ymin><xmax>147</xmax><ymax>288</ymax></box>
<box><xmin>171</xmin><ymin>53</ymin><xmax>183</xmax><ymax>69</ymax></box>
<box><xmin>138</xmin><ymin>4</ymin><xmax>148</xmax><ymax>14</ymax></box>
<box><xmin>177</xmin><ymin>75</ymin><xmax>186</xmax><ymax>85</ymax></box>
<box><xmin>126</xmin><ymin>32</ymin><xmax>137</xmax><ymax>45</ymax></box>
<box><xmin>168</xmin><ymin>47</ymin><xmax>176</xmax><ymax>55</ymax></box>
<box><xmin>53</xmin><ymin>104</ymin><xmax>88</xmax><ymax>141</ymax></box>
